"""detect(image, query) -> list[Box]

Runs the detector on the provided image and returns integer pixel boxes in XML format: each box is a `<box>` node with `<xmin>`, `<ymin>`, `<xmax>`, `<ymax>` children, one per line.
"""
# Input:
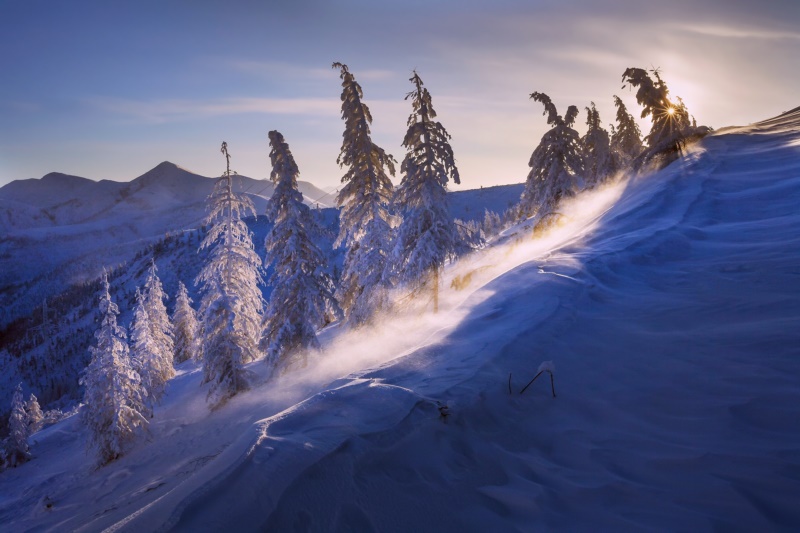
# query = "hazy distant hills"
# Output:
<box><xmin>0</xmin><ymin>161</ymin><xmax>334</xmax><ymax>233</ymax></box>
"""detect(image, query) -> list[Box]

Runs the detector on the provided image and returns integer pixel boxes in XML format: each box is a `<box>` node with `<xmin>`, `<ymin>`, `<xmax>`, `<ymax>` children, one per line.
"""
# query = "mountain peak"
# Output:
<box><xmin>132</xmin><ymin>161</ymin><xmax>202</xmax><ymax>187</ymax></box>
<box><xmin>40</xmin><ymin>172</ymin><xmax>93</xmax><ymax>185</ymax></box>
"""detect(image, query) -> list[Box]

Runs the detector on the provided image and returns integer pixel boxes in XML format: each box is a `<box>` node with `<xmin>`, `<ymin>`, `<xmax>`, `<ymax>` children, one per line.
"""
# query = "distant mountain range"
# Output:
<box><xmin>0</xmin><ymin>161</ymin><xmax>334</xmax><ymax>234</ymax></box>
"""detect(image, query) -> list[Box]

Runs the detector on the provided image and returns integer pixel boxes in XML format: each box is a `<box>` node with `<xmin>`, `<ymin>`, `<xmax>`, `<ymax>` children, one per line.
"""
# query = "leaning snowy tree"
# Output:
<box><xmin>196</xmin><ymin>142</ymin><xmax>265</xmax><ymax>407</ymax></box>
<box><xmin>621</xmin><ymin>67</ymin><xmax>701</xmax><ymax>168</ymax></box>
<box><xmin>610</xmin><ymin>95</ymin><xmax>643</xmax><ymax>170</ymax></box>
<box><xmin>581</xmin><ymin>101</ymin><xmax>615</xmax><ymax>186</ymax></box>
<box><xmin>390</xmin><ymin>71</ymin><xmax>460</xmax><ymax>313</ymax></box>
<box><xmin>262</xmin><ymin>130</ymin><xmax>339</xmax><ymax>371</ymax></box>
<box><xmin>172</xmin><ymin>281</ymin><xmax>200</xmax><ymax>364</ymax></box>
<box><xmin>520</xmin><ymin>92</ymin><xmax>585</xmax><ymax>219</ymax></box>
<box><xmin>7</xmin><ymin>383</ymin><xmax>31</xmax><ymax>466</ymax></box>
<box><xmin>331</xmin><ymin>62</ymin><xmax>397</xmax><ymax>325</ymax></box>
<box><xmin>80</xmin><ymin>270</ymin><xmax>148</xmax><ymax>465</ymax></box>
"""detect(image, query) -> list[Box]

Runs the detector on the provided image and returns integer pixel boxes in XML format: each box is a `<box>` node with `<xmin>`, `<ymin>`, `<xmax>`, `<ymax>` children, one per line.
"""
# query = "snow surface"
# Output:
<box><xmin>2</xmin><ymin>109</ymin><xmax>800</xmax><ymax>531</ymax></box>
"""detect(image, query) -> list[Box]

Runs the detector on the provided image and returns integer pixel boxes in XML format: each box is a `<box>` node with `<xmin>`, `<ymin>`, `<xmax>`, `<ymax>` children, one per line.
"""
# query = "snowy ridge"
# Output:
<box><xmin>2</xmin><ymin>108</ymin><xmax>800</xmax><ymax>530</ymax></box>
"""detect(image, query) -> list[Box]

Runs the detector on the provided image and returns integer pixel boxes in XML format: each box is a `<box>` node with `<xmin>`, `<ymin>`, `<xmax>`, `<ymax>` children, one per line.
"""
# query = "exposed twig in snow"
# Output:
<box><xmin>519</xmin><ymin>361</ymin><xmax>556</xmax><ymax>398</ymax></box>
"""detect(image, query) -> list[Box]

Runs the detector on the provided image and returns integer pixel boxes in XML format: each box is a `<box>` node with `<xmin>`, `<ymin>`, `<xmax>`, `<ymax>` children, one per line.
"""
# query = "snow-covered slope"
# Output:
<box><xmin>0</xmin><ymin>162</ymin><xmax>332</xmax><ymax>329</ymax></box>
<box><xmin>2</xmin><ymin>108</ymin><xmax>800</xmax><ymax>531</ymax></box>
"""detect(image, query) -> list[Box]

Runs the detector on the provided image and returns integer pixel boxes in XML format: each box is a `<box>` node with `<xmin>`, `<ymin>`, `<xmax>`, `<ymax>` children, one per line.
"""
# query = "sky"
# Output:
<box><xmin>1</xmin><ymin>0</ymin><xmax>799</xmax><ymax>191</ymax></box>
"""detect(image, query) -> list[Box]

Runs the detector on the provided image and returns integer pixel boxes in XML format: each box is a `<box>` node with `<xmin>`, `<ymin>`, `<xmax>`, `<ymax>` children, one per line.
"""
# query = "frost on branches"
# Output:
<box><xmin>621</xmin><ymin>67</ymin><xmax>706</xmax><ymax>168</ymax></box>
<box><xmin>520</xmin><ymin>92</ymin><xmax>584</xmax><ymax>218</ymax></box>
<box><xmin>172</xmin><ymin>281</ymin><xmax>200</xmax><ymax>364</ymax></box>
<box><xmin>610</xmin><ymin>95</ymin><xmax>643</xmax><ymax>170</ymax></box>
<box><xmin>130</xmin><ymin>289</ymin><xmax>161</xmax><ymax>415</ymax></box>
<box><xmin>80</xmin><ymin>271</ymin><xmax>148</xmax><ymax>465</ymax></box>
<box><xmin>128</xmin><ymin>262</ymin><xmax>175</xmax><ymax>411</ymax></box>
<box><xmin>143</xmin><ymin>261</ymin><xmax>175</xmax><ymax>375</ymax></box>
<box><xmin>26</xmin><ymin>393</ymin><xmax>43</xmax><ymax>434</ymax></box>
<box><xmin>7</xmin><ymin>383</ymin><xmax>31</xmax><ymax>466</ymax></box>
<box><xmin>196</xmin><ymin>142</ymin><xmax>265</xmax><ymax>407</ymax></box>
<box><xmin>262</xmin><ymin>130</ymin><xmax>339</xmax><ymax>371</ymax></box>
<box><xmin>581</xmin><ymin>102</ymin><xmax>615</xmax><ymax>186</ymax></box>
<box><xmin>332</xmin><ymin>62</ymin><xmax>397</xmax><ymax>326</ymax></box>
<box><xmin>390</xmin><ymin>71</ymin><xmax>460</xmax><ymax>312</ymax></box>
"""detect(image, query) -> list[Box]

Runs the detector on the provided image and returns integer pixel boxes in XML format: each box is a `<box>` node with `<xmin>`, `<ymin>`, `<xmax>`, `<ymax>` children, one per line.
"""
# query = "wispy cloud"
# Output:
<box><xmin>677</xmin><ymin>23</ymin><xmax>800</xmax><ymax>40</ymax></box>
<box><xmin>90</xmin><ymin>96</ymin><xmax>342</xmax><ymax>124</ymax></box>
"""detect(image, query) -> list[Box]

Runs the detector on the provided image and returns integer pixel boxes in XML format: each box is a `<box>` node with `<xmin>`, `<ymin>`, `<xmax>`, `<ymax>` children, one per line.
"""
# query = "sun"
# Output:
<box><xmin>667</xmin><ymin>107</ymin><xmax>676</xmax><ymax>115</ymax></box>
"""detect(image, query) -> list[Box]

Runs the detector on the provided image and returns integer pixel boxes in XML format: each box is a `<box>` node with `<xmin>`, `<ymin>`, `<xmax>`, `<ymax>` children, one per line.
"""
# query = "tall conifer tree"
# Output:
<box><xmin>196</xmin><ymin>142</ymin><xmax>265</xmax><ymax>407</ymax></box>
<box><xmin>262</xmin><ymin>130</ymin><xmax>339</xmax><ymax>370</ymax></box>
<box><xmin>581</xmin><ymin>102</ymin><xmax>615</xmax><ymax>186</ymax></box>
<box><xmin>621</xmin><ymin>68</ymin><xmax>695</xmax><ymax>167</ymax></box>
<box><xmin>7</xmin><ymin>383</ymin><xmax>31</xmax><ymax>466</ymax></box>
<box><xmin>520</xmin><ymin>92</ymin><xmax>584</xmax><ymax>218</ymax></box>
<box><xmin>172</xmin><ymin>281</ymin><xmax>200</xmax><ymax>364</ymax></box>
<box><xmin>390</xmin><ymin>71</ymin><xmax>460</xmax><ymax>312</ymax></box>
<box><xmin>80</xmin><ymin>271</ymin><xmax>148</xmax><ymax>464</ymax></box>
<box><xmin>332</xmin><ymin>62</ymin><xmax>397</xmax><ymax>325</ymax></box>
<box><xmin>610</xmin><ymin>95</ymin><xmax>643</xmax><ymax>169</ymax></box>
<box><xmin>143</xmin><ymin>261</ymin><xmax>175</xmax><ymax>374</ymax></box>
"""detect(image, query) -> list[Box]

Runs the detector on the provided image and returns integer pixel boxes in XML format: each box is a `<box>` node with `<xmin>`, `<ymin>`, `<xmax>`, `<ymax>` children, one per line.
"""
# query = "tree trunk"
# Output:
<box><xmin>432</xmin><ymin>264</ymin><xmax>439</xmax><ymax>314</ymax></box>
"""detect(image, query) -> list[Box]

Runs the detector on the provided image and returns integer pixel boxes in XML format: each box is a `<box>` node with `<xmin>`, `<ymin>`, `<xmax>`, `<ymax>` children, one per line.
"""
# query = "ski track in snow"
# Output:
<box><xmin>2</xmin><ymin>110</ymin><xmax>800</xmax><ymax>531</ymax></box>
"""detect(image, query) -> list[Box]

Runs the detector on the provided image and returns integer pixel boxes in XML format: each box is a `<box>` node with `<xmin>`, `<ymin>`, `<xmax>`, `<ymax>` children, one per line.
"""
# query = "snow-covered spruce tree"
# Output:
<box><xmin>610</xmin><ymin>95</ymin><xmax>643</xmax><ymax>170</ymax></box>
<box><xmin>80</xmin><ymin>271</ymin><xmax>148</xmax><ymax>465</ymax></box>
<box><xmin>143</xmin><ymin>261</ymin><xmax>175</xmax><ymax>376</ymax></box>
<box><xmin>332</xmin><ymin>62</ymin><xmax>397</xmax><ymax>325</ymax></box>
<box><xmin>26</xmin><ymin>393</ymin><xmax>43</xmax><ymax>434</ymax></box>
<box><xmin>390</xmin><ymin>71</ymin><xmax>460</xmax><ymax>312</ymax></box>
<box><xmin>520</xmin><ymin>92</ymin><xmax>584</xmax><ymax>218</ymax></box>
<box><xmin>262</xmin><ymin>130</ymin><xmax>339</xmax><ymax>370</ymax></box>
<box><xmin>130</xmin><ymin>288</ymin><xmax>159</xmax><ymax>416</ymax></box>
<box><xmin>581</xmin><ymin>102</ymin><xmax>615</xmax><ymax>186</ymax></box>
<box><xmin>172</xmin><ymin>281</ymin><xmax>200</xmax><ymax>364</ymax></box>
<box><xmin>7</xmin><ymin>383</ymin><xmax>30</xmax><ymax>466</ymax></box>
<box><xmin>196</xmin><ymin>142</ymin><xmax>265</xmax><ymax>407</ymax></box>
<box><xmin>621</xmin><ymin>68</ymin><xmax>694</xmax><ymax>167</ymax></box>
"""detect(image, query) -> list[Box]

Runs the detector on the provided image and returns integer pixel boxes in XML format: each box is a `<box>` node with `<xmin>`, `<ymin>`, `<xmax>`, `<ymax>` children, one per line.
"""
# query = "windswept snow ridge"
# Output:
<box><xmin>2</xmin><ymin>109</ymin><xmax>800</xmax><ymax>531</ymax></box>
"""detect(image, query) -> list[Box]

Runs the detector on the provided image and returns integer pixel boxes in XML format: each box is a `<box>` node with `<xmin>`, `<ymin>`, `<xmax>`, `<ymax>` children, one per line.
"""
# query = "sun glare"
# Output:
<box><xmin>667</xmin><ymin>107</ymin><xmax>676</xmax><ymax>115</ymax></box>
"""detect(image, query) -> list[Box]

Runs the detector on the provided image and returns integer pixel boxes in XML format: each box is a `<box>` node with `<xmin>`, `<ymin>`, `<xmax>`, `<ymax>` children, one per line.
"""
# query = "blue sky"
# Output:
<box><xmin>1</xmin><ymin>0</ymin><xmax>799</xmax><ymax>190</ymax></box>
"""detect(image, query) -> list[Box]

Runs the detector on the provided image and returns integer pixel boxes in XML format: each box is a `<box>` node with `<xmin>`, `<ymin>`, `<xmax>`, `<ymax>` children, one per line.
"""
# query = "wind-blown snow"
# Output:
<box><xmin>2</xmin><ymin>108</ymin><xmax>800</xmax><ymax>531</ymax></box>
